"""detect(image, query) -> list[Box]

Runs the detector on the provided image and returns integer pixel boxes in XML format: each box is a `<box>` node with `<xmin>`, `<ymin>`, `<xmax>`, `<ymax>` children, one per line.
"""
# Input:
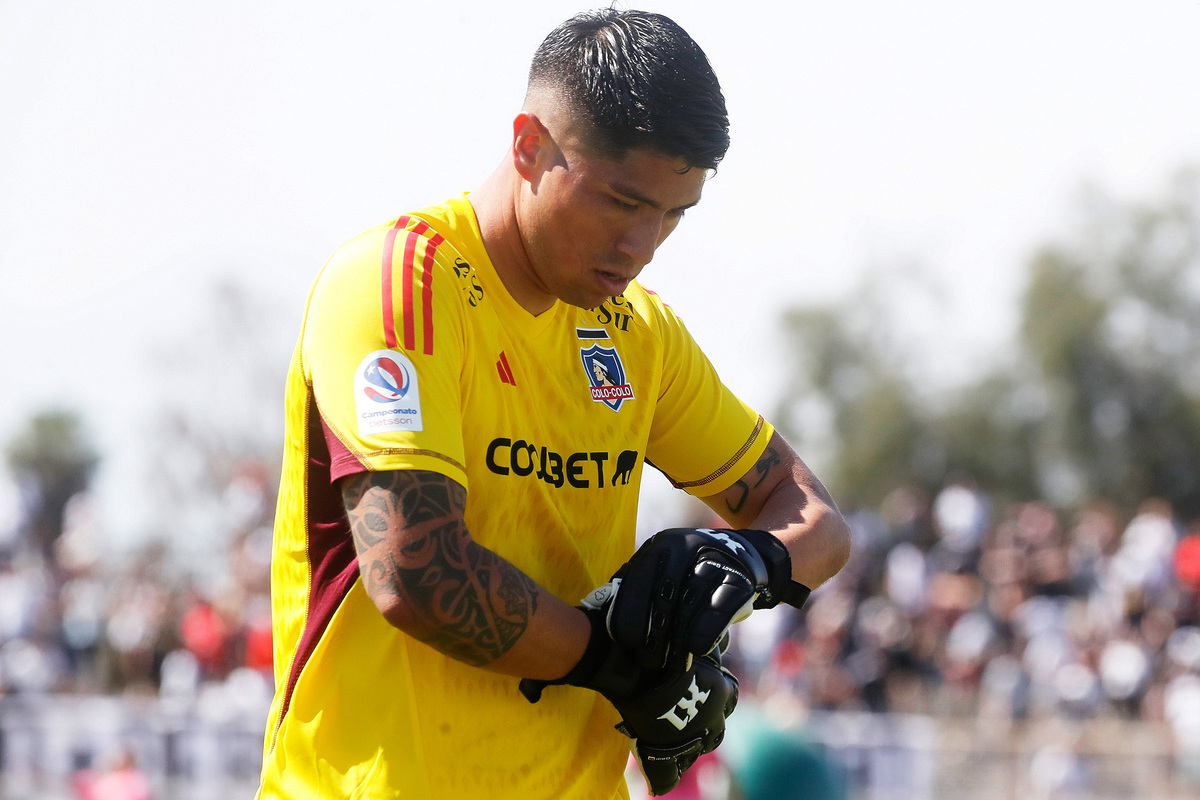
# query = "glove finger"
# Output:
<box><xmin>640</xmin><ymin>758</ymin><xmax>680</xmax><ymax>796</ymax></box>
<box><xmin>685</xmin><ymin>582</ymin><xmax>755</xmax><ymax>655</ymax></box>
<box><xmin>665</xmin><ymin>556</ymin><xmax>740</xmax><ymax>666</ymax></box>
<box><xmin>679</xmin><ymin>564</ymin><xmax>756</xmax><ymax>657</ymax></box>
<box><xmin>635</xmin><ymin>738</ymin><xmax>703</xmax><ymax>796</ymax></box>
<box><xmin>612</xmin><ymin>541</ymin><xmax>693</xmax><ymax>670</ymax></box>
<box><xmin>720</xmin><ymin>665</ymin><xmax>740</xmax><ymax>717</ymax></box>
<box><xmin>698</xmin><ymin>668</ymin><xmax>739</xmax><ymax>754</ymax></box>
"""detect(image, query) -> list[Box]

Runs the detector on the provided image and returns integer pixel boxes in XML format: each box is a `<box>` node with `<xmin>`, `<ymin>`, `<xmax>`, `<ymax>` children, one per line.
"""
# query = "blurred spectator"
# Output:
<box><xmin>71</xmin><ymin>749</ymin><xmax>152</xmax><ymax>800</ymax></box>
<box><xmin>721</xmin><ymin>704</ymin><xmax>847</xmax><ymax>800</ymax></box>
<box><xmin>179</xmin><ymin>595</ymin><xmax>231</xmax><ymax>680</ymax></box>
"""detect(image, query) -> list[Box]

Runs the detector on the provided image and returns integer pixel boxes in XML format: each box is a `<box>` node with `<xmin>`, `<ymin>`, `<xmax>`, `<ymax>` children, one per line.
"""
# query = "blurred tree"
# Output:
<box><xmin>1016</xmin><ymin>169</ymin><xmax>1200</xmax><ymax>514</ymax></box>
<box><xmin>775</xmin><ymin>268</ymin><xmax>945</xmax><ymax>509</ymax></box>
<box><xmin>777</xmin><ymin>168</ymin><xmax>1200</xmax><ymax>517</ymax></box>
<box><xmin>140</xmin><ymin>278</ymin><xmax>290</xmax><ymax>578</ymax></box>
<box><xmin>5</xmin><ymin>410</ymin><xmax>99</xmax><ymax>559</ymax></box>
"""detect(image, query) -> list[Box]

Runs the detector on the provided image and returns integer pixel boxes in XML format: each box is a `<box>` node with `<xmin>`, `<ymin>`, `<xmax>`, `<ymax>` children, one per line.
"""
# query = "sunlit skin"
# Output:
<box><xmin>472</xmin><ymin>95</ymin><xmax>707</xmax><ymax>315</ymax></box>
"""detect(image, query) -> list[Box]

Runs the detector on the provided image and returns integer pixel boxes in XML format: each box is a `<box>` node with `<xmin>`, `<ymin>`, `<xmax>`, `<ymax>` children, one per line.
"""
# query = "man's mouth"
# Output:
<box><xmin>595</xmin><ymin>270</ymin><xmax>632</xmax><ymax>294</ymax></box>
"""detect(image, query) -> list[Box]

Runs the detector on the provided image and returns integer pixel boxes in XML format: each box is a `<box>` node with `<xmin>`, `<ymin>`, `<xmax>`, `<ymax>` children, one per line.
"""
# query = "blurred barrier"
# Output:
<box><xmin>719</xmin><ymin>705</ymin><xmax>1198</xmax><ymax>800</ymax></box>
<box><xmin>0</xmin><ymin>692</ymin><xmax>266</xmax><ymax>800</ymax></box>
<box><xmin>807</xmin><ymin>711</ymin><xmax>937</xmax><ymax>800</ymax></box>
<box><xmin>798</xmin><ymin>710</ymin><xmax>1196</xmax><ymax>800</ymax></box>
<box><xmin>3</xmin><ymin>695</ymin><xmax>1200</xmax><ymax>800</ymax></box>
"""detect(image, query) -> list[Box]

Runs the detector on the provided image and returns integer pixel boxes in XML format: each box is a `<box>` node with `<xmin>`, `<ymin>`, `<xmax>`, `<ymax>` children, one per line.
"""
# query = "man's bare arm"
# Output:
<box><xmin>700</xmin><ymin>430</ymin><xmax>851</xmax><ymax>589</ymax></box>
<box><xmin>341</xmin><ymin>469</ymin><xmax>588</xmax><ymax>679</ymax></box>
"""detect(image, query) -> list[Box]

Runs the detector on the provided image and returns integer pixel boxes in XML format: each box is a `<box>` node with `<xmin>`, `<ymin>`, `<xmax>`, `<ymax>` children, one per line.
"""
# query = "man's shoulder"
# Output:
<box><xmin>326</xmin><ymin>195</ymin><xmax>478</xmax><ymax>271</ymax></box>
<box><xmin>597</xmin><ymin>281</ymin><xmax>685</xmax><ymax>339</ymax></box>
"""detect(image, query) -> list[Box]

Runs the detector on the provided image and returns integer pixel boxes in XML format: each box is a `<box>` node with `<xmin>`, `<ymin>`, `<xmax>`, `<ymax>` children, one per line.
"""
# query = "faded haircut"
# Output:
<box><xmin>528</xmin><ymin>8</ymin><xmax>730</xmax><ymax>170</ymax></box>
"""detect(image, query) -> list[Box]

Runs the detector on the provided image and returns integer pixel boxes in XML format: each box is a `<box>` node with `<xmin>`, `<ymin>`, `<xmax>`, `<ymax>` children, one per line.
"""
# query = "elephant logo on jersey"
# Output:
<box><xmin>362</xmin><ymin>355</ymin><xmax>412</xmax><ymax>402</ymax></box>
<box><xmin>580</xmin><ymin>344</ymin><xmax>634</xmax><ymax>411</ymax></box>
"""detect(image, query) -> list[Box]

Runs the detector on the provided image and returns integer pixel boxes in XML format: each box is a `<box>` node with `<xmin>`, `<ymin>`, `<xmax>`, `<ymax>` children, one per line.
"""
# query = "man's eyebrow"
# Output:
<box><xmin>610</xmin><ymin>182</ymin><xmax>701</xmax><ymax>212</ymax></box>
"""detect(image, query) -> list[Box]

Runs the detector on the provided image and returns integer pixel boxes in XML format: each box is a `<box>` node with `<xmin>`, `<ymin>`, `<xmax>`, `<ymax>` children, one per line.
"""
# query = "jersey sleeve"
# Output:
<box><xmin>642</xmin><ymin>291</ymin><xmax>774</xmax><ymax>497</ymax></box>
<box><xmin>301</xmin><ymin>216</ymin><xmax>469</xmax><ymax>488</ymax></box>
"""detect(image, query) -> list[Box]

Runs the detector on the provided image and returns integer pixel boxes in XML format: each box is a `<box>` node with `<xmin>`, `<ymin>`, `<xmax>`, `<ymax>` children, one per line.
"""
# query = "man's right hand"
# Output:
<box><xmin>518</xmin><ymin>606</ymin><xmax>738</xmax><ymax>797</ymax></box>
<box><xmin>612</xmin><ymin>651</ymin><xmax>738</xmax><ymax>796</ymax></box>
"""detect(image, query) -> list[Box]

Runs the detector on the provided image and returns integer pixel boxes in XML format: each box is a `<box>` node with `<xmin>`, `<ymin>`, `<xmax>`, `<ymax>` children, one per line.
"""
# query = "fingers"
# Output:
<box><xmin>621</xmin><ymin>657</ymin><xmax>740</xmax><ymax>795</ymax></box>
<box><xmin>635</xmin><ymin>738</ymin><xmax>703</xmax><ymax>796</ymax></box>
<box><xmin>607</xmin><ymin>528</ymin><xmax>768</xmax><ymax>671</ymax></box>
<box><xmin>671</xmin><ymin>554</ymin><xmax>756</xmax><ymax>668</ymax></box>
<box><xmin>611</xmin><ymin>544</ymin><xmax>692</xmax><ymax>670</ymax></box>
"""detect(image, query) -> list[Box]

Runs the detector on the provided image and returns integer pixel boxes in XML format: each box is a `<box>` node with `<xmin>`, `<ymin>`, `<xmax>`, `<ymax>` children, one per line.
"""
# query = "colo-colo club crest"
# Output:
<box><xmin>580</xmin><ymin>343</ymin><xmax>634</xmax><ymax>411</ymax></box>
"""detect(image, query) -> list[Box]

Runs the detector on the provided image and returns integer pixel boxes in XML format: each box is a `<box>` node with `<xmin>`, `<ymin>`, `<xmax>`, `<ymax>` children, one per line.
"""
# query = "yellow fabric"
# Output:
<box><xmin>257</xmin><ymin>194</ymin><xmax>773</xmax><ymax>800</ymax></box>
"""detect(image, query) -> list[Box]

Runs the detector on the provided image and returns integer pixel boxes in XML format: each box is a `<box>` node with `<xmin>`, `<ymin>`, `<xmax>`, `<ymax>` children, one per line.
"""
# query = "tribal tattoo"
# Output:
<box><xmin>725</xmin><ymin>445</ymin><xmax>782</xmax><ymax>515</ymax></box>
<box><xmin>341</xmin><ymin>470</ymin><xmax>539</xmax><ymax>667</ymax></box>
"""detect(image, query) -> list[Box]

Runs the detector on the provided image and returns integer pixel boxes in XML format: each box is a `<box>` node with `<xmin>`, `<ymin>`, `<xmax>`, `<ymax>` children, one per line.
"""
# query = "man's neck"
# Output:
<box><xmin>469</xmin><ymin>165</ymin><xmax>555</xmax><ymax>316</ymax></box>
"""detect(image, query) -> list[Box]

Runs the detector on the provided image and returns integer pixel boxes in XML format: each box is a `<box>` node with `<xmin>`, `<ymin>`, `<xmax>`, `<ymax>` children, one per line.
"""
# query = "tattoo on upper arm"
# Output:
<box><xmin>753</xmin><ymin>447</ymin><xmax>781</xmax><ymax>487</ymax></box>
<box><xmin>726</xmin><ymin>481</ymin><xmax>749</xmax><ymax>515</ymax></box>
<box><xmin>724</xmin><ymin>446</ymin><xmax>781</xmax><ymax>515</ymax></box>
<box><xmin>341</xmin><ymin>471</ymin><xmax>539</xmax><ymax>667</ymax></box>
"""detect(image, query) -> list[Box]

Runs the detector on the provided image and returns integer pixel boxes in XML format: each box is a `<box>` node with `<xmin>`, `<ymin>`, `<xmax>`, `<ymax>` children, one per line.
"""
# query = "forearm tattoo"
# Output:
<box><xmin>726</xmin><ymin>446</ymin><xmax>782</xmax><ymax>515</ymax></box>
<box><xmin>341</xmin><ymin>470</ymin><xmax>539</xmax><ymax>667</ymax></box>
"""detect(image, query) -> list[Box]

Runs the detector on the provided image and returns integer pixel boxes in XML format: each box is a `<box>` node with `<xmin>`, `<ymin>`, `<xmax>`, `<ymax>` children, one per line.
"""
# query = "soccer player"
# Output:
<box><xmin>256</xmin><ymin>8</ymin><xmax>851</xmax><ymax>800</ymax></box>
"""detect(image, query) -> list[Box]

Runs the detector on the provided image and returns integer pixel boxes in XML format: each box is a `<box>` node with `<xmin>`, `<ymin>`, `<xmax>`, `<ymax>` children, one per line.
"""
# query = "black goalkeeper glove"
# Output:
<box><xmin>601</xmin><ymin>527</ymin><xmax>812</xmax><ymax>671</ymax></box>
<box><xmin>518</xmin><ymin>605</ymin><xmax>644</xmax><ymax>705</ymax></box>
<box><xmin>614</xmin><ymin>650</ymin><xmax>737</xmax><ymax>796</ymax></box>
<box><xmin>518</xmin><ymin>606</ymin><xmax>738</xmax><ymax>797</ymax></box>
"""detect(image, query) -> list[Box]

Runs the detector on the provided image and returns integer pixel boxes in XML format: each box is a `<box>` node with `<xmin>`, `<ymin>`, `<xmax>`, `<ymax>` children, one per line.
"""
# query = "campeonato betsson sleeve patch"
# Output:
<box><xmin>354</xmin><ymin>349</ymin><xmax>424</xmax><ymax>435</ymax></box>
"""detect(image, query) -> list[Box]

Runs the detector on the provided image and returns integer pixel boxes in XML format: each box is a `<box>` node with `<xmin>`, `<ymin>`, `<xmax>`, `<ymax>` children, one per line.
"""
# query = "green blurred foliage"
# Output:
<box><xmin>5</xmin><ymin>409</ymin><xmax>98</xmax><ymax>557</ymax></box>
<box><xmin>778</xmin><ymin>169</ymin><xmax>1200</xmax><ymax>517</ymax></box>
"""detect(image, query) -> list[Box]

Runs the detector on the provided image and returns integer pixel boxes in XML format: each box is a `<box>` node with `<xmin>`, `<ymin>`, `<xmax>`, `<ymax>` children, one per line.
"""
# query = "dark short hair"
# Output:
<box><xmin>528</xmin><ymin>8</ymin><xmax>730</xmax><ymax>170</ymax></box>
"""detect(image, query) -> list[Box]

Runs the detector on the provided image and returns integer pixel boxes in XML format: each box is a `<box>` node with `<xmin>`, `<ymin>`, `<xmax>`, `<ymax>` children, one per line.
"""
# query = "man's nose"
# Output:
<box><xmin>616</xmin><ymin>216</ymin><xmax>663</xmax><ymax>268</ymax></box>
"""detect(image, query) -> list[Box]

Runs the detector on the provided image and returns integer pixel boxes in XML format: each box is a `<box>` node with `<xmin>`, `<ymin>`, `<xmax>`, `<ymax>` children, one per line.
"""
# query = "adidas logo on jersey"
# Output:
<box><xmin>496</xmin><ymin>351</ymin><xmax>516</xmax><ymax>386</ymax></box>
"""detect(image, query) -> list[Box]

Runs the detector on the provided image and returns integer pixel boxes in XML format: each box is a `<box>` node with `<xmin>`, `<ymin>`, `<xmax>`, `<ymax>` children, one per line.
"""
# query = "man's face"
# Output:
<box><xmin>520</xmin><ymin>136</ymin><xmax>707</xmax><ymax>311</ymax></box>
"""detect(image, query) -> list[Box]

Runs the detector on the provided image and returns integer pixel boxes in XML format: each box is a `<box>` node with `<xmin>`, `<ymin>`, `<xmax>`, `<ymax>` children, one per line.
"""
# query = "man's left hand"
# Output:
<box><xmin>594</xmin><ymin>527</ymin><xmax>804</xmax><ymax>671</ymax></box>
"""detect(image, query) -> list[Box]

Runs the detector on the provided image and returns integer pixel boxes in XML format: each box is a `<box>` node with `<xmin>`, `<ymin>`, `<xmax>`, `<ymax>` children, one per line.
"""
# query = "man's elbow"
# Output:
<box><xmin>826</xmin><ymin>507</ymin><xmax>853</xmax><ymax>575</ymax></box>
<box><xmin>812</xmin><ymin>504</ymin><xmax>852</xmax><ymax>585</ymax></box>
<box><xmin>366</xmin><ymin>588</ymin><xmax>427</xmax><ymax>637</ymax></box>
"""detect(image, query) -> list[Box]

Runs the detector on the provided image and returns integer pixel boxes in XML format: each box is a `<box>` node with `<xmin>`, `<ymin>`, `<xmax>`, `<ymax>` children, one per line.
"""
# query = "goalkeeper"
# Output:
<box><xmin>256</xmin><ymin>8</ymin><xmax>851</xmax><ymax>800</ymax></box>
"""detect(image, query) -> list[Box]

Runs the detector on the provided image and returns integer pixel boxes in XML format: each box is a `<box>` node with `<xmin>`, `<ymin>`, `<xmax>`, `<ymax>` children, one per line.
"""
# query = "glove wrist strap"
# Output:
<box><xmin>736</xmin><ymin>528</ymin><xmax>812</xmax><ymax>610</ymax></box>
<box><xmin>778</xmin><ymin>579</ymin><xmax>812</xmax><ymax>609</ymax></box>
<box><xmin>518</xmin><ymin>606</ymin><xmax>610</xmax><ymax>704</ymax></box>
<box><xmin>560</xmin><ymin>606</ymin><xmax>612</xmax><ymax>687</ymax></box>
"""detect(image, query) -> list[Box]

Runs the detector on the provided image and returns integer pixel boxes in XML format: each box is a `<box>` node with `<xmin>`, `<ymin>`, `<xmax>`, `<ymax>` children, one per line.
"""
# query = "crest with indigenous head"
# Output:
<box><xmin>580</xmin><ymin>343</ymin><xmax>634</xmax><ymax>411</ymax></box>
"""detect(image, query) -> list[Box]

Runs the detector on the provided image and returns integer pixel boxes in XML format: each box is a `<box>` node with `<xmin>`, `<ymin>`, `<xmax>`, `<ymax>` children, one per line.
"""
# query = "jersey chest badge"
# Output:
<box><xmin>580</xmin><ymin>343</ymin><xmax>634</xmax><ymax>411</ymax></box>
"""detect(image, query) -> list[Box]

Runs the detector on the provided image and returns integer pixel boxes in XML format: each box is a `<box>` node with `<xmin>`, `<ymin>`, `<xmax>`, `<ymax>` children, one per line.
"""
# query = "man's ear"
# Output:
<box><xmin>512</xmin><ymin>112</ymin><xmax>553</xmax><ymax>189</ymax></box>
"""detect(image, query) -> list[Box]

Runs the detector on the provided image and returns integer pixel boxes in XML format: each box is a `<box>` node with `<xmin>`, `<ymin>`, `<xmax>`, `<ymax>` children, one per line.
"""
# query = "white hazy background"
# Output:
<box><xmin>3</xmin><ymin>0</ymin><xmax>1200</xmax><ymax>552</ymax></box>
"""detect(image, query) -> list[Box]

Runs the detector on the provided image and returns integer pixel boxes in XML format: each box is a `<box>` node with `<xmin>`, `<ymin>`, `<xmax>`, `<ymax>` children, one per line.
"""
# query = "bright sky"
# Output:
<box><xmin>3</xmin><ymin>0</ymin><xmax>1200</xmax><ymax>549</ymax></box>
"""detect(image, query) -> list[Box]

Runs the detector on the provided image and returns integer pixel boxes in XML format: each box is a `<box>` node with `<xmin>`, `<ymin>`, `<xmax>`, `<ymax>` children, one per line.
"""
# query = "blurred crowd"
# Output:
<box><xmin>6</xmin><ymin>463</ymin><xmax>1200</xmax><ymax>797</ymax></box>
<box><xmin>0</xmin><ymin>459</ymin><xmax>274</xmax><ymax>711</ymax></box>
<box><xmin>722</xmin><ymin>480</ymin><xmax>1200</xmax><ymax>748</ymax></box>
<box><xmin>7</xmin><ymin>466</ymin><xmax>1200</xmax><ymax>736</ymax></box>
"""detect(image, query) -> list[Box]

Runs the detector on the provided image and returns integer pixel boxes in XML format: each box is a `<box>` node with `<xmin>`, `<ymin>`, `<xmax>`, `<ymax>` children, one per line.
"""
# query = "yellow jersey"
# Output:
<box><xmin>258</xmin><ymin>194</ymin><xmax>772</xmax><ymax>799</ymax></box>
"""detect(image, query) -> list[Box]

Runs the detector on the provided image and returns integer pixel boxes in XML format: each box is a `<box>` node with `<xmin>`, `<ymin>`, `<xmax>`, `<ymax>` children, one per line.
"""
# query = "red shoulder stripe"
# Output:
<box><xmin>401</xmin><ymin>220</ymin><xmax>432</xmax><ymax>352</ymax></box>
<box><xmin>380</xmin><ymin>216</ymin><xmax>412</xmax><ymax>349</ymax></box>
<box><xmin>643</xmin><ymin>286</ymin><xmax>672</xmax><ymax>310</ymax></box>
<box><xmin>421</xmin><ymin>233</ymin><xmax>444</xmax><ymax>355</ymax></box>
<box><xmin>400</xmin><ymin>229</ymin><xmax>419</xmax><ymax>351</ymax></box>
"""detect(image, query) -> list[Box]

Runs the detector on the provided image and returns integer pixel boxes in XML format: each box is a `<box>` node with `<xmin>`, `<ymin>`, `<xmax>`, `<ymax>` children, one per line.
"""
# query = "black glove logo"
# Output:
<box><xmin>657</xmin><ymin>677</ymin><xmax>711</xmax><ymax>730</ymax></box>
<box><xmin>700</xmin><ymin>529</ymin><xmax>751</xmax><ymax>559</ymax></box>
